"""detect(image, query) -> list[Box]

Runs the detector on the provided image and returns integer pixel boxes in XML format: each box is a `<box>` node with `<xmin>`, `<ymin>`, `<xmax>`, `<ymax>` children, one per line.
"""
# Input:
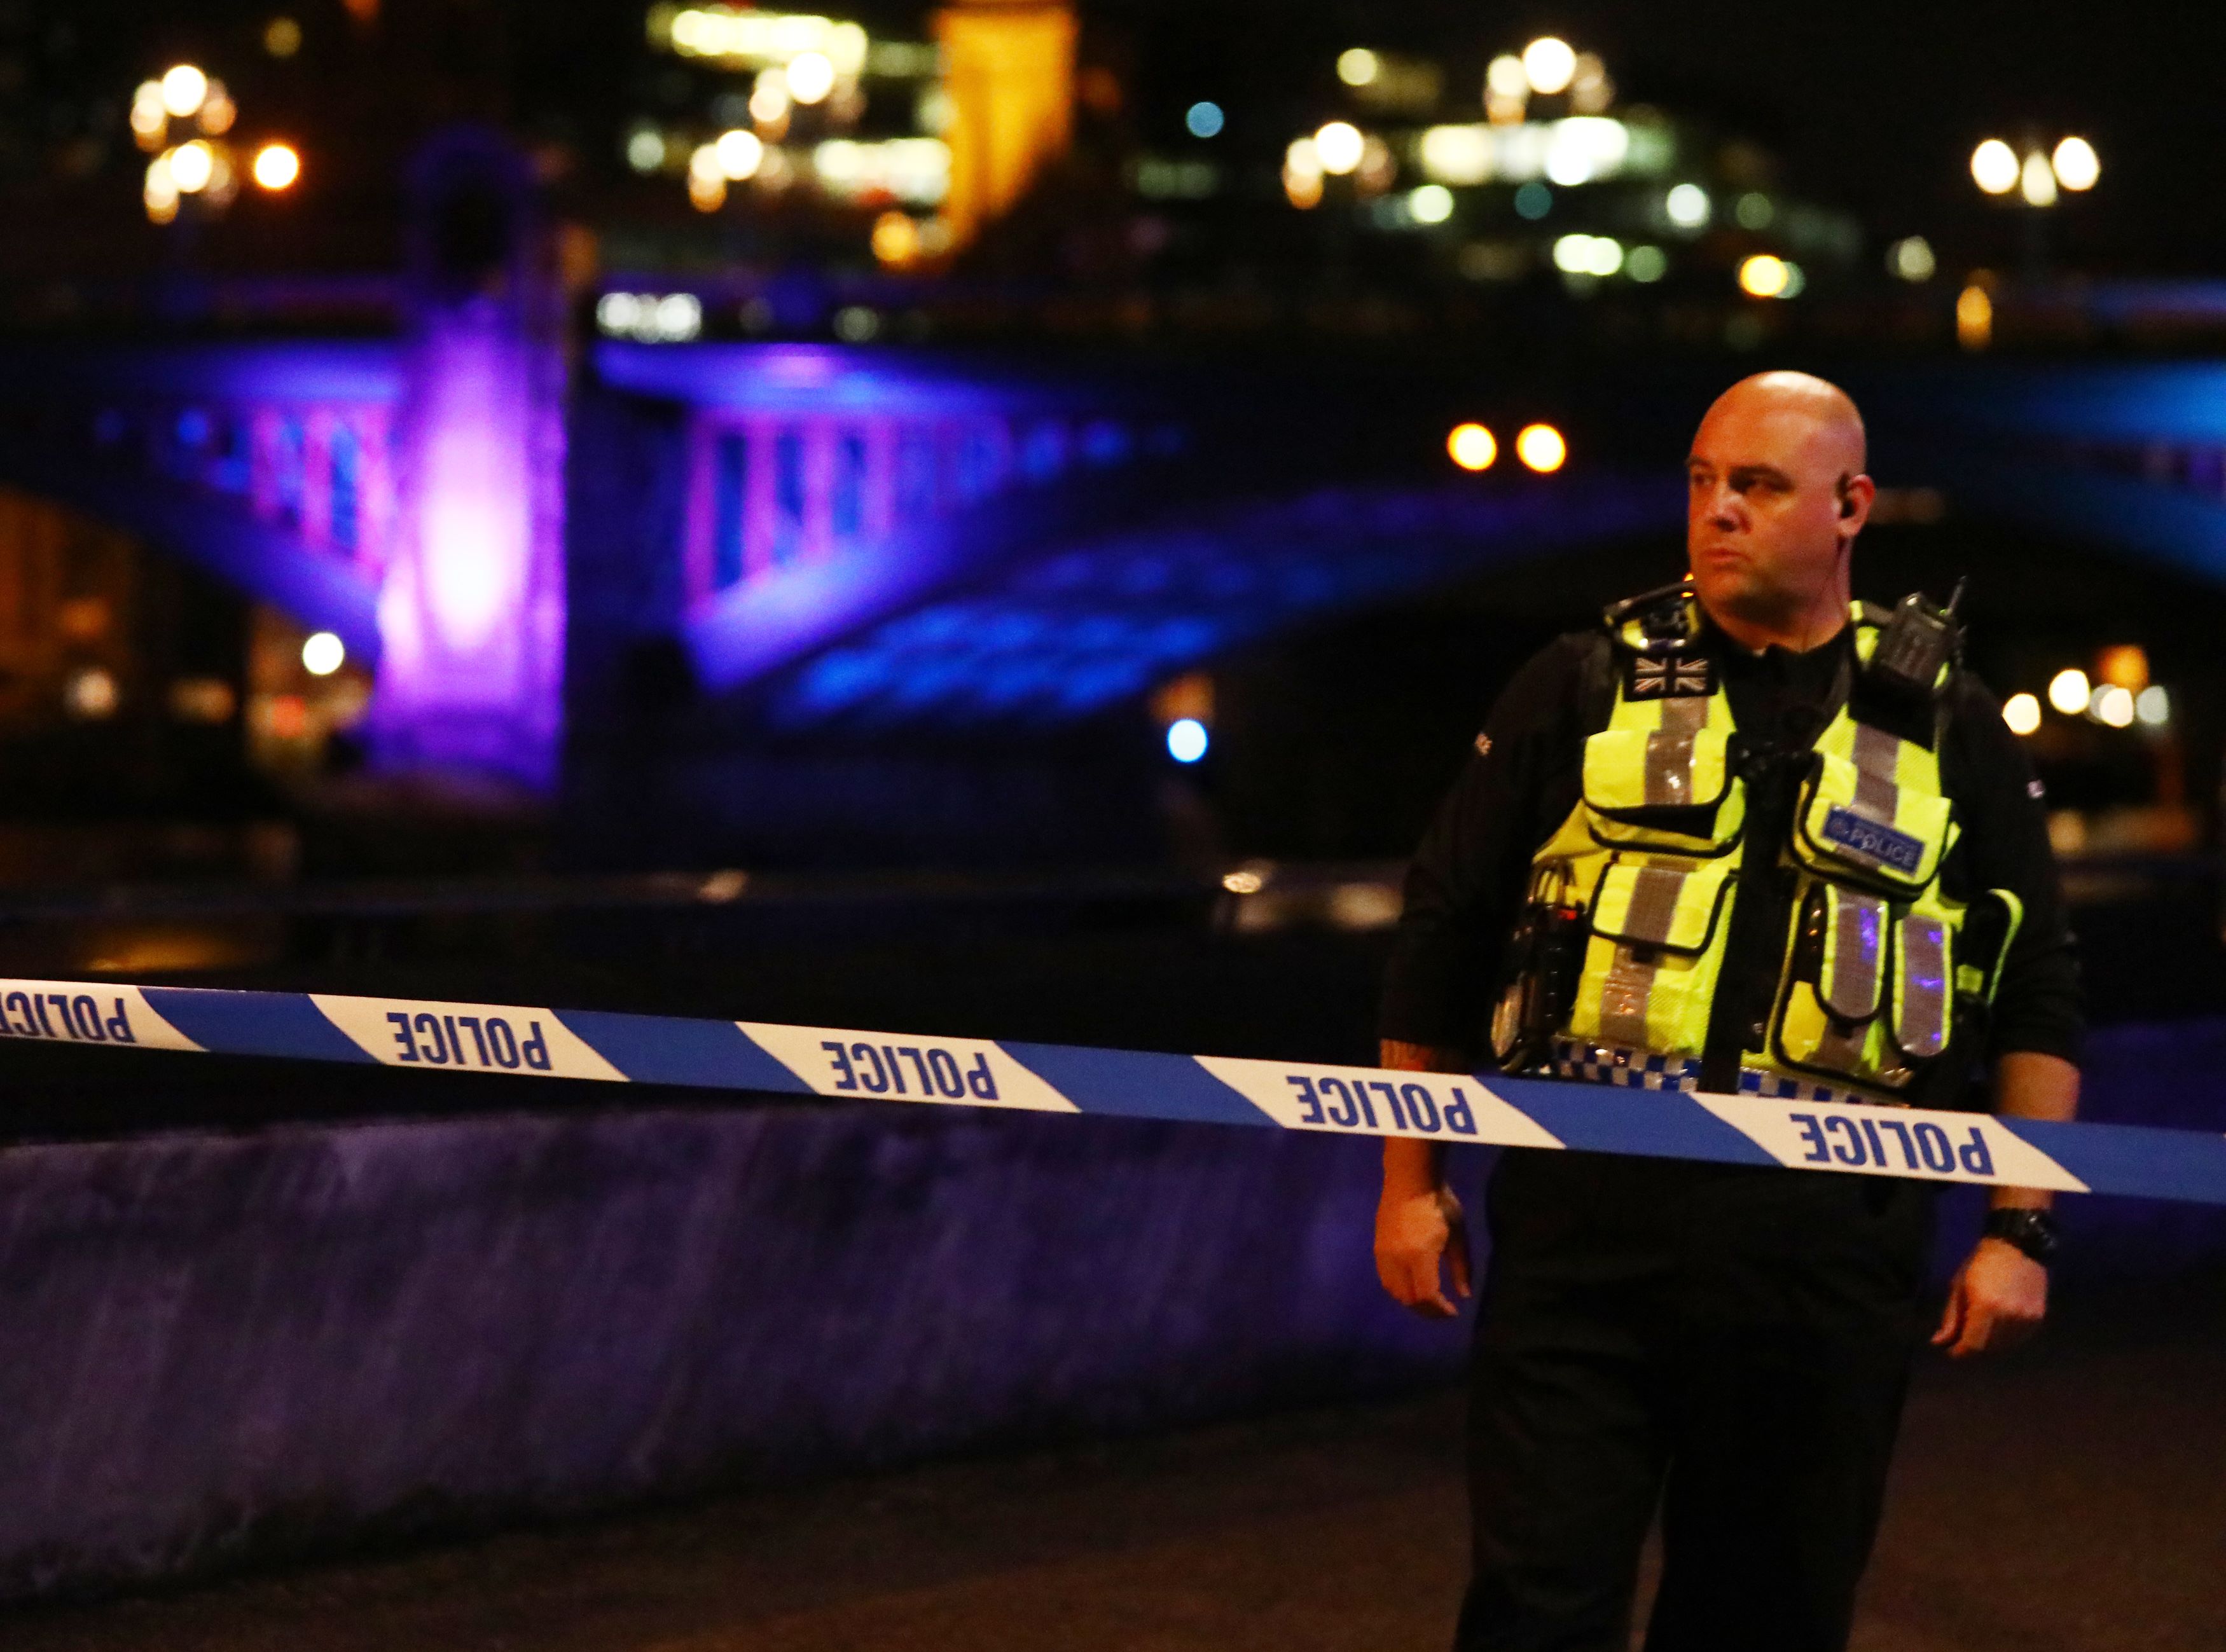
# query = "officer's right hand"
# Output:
<box><xmin>1374</xmin><ymin>1182</ymin><xmax>1472</xmax><ymax>1318</ymax></box>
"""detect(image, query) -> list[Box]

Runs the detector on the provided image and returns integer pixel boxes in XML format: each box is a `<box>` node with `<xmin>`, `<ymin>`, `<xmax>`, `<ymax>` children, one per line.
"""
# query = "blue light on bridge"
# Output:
<box><xmin>1166</xmin><ymin>718</ymin><xmax>1209</xmax><ymax>763</ymax></box>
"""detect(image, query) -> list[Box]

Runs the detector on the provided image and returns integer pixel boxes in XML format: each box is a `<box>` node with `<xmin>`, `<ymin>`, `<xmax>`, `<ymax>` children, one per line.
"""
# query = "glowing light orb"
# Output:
<box><xmin>1186</xmin><ymin>100</ymin><xmax>1224</xmax><ymax>138</ymax></box>
<box><xmin>1521</xmin><ymin>36</ymin><xmax>1577</xmax><ymax>95</ymax></box>
<box><xmin>2001</xmin><ymin>692</ymin><xmax>2042</xmax><ymax>736</ymax></box>
<box><xmin>160</xmin><ymin>64</ymin><xmax>209</xmax><ymax>119</ymax></box>
<box><xmin>1664</xmin><ymin>182</ymin><xmax>1710</xmax><ymax>228</ymax></box>
<box><xmin>2093</xmin><ymin>684</ymin><xmax>2134</xmax><ymax>727</ymax></box>
<box><xmin>715</xmin><ymin>128</ymin><xmax>764</xmax><ymax>179</ymax></box>
<box><xmin>785</xmin><ymin>50</ymin><xmax>835</xmax><ymax>105</ymax></box>
<box><xmin>302</xmin><ymin>631</ymin><xmax>346</xmax><ymax>676</ymax></box>
<box><xmin>1516</xmin><ymin>423</ymin><xmax>1567</xmax><ymax>473</ymax></box>
<box><xmin>2052</xmin><ymin>135</ymin><xmax>2099</xmax><ymax>191</ymax></box>
<box><xmin>2047</xmin><ymin>667</ymin><xmax>2090</xmax><ymax>715</ymax></box>
<box><xmin>1314</xmin><ymin>120</ymin><xmax>1365</xmax><ymax>176</ymax></box>
<box><xmin>1166</xmin><ymin>717</ymin><xmax>1209</xmax><ymax>763</ymax></box>
<box><xmin>169</xmin><ymin>139</ymin><xmax>214</xmax><ymax>193</ymax></box>
<box><xmin>1738</xmin><ymin>254</ymin><xmax>1789</xmax><ymax>298</ymax></box>
<box><xmin>252</xmin><ymin>142</ymin><xmax>301</xmax><ymax>190</ymax></box>
<box><xmin>1447</xmin><ymin>423</ymin><xmax>1498</xmax><ymax>471</ymax></box>
<box><xmin>1970</xmin><ymin>139</ymin><xmax>2019</xmax><ymax>195</ymax></box>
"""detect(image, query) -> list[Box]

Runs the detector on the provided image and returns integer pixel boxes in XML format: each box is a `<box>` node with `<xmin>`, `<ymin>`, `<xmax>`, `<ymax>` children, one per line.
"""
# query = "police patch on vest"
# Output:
<box><xmin>1820</xmin><ymin>805</ymin><xmax>1925</xmax><ymax>876</ymax></box>
<box><xmin>1628</xmin><ymin>652</ymin><xmax>1713</xmax><ymax>698</ymax></box>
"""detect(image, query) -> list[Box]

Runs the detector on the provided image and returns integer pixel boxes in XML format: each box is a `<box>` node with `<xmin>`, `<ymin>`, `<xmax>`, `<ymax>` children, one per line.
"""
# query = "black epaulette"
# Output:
<box><xmin>1601</xmin><ymin>577</ymin><xmax>1713</xmax><ymax>702</ymax></box>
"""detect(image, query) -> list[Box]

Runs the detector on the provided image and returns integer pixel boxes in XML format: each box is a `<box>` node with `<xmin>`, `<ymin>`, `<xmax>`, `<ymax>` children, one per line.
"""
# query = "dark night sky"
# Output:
<box><xmin>1084</xmin><ymin>0</ymin><xmax>2226</xmax><ymax>276</ymax></box>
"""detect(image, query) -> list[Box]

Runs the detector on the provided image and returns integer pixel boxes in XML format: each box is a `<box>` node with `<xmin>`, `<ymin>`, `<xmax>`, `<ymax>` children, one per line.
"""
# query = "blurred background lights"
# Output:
<box><xmin>1553</xmin><ymin>233</ymin><xmax>1622</xmax><ymax>276</ymax></box>
<box><xmin>64</xmin><ymin>667</ymin><xmax>118</xmax><ymax>720</ymax></box>
<box><xmin>1313</xmin><ymin>121</ymin><xmax>1364</xmax><ymax>176</ymax></box>
<box><xmin>784</xmin><ymin>50</ymin><xmax>835</xmax><ymax>105</ymax></box>
<box><xmin>2001</xmin><ymin>692</ymin><xmax>2042</xmax><ymax>736</ymax></box>
<box><xmin>1625</xmin><ymin>244</ymin><xmax>1668</xmax><ymax>282</ymax></box>
<box><xmin>263</xmin><ymin>15</ymin><xmax>301</xmax><ymax>57</ymax></box>
<box><xmin>715</xmin><ymin>128</ymin><xmax>764</xmax><ymax>179</ymax></box>
<box><xmin>143</xmin><ymin>154</ymin><xmax>179</xmax><ymax>221</ymax></box>
<box><xmin>2136</xmin><ymin>685</ymin><xmax>2171</xmax><ymax>726</ymax></box>
<box><xmin>1733</xmin><ymin>191</ymin><xmax>1774</xmax><ymax>230</ymax></box>
<box><xmin>160</xmin><ymin>64</ymin><xmax>209</xmax><ymax>119</ymax></box>
<box><xmin>1166</xmin><ymin>717</ymin><xmax>1209</xmax><ymax>763</ymax></box>
<box><xmin>1956</xmin><ymin>284</ymin><xmax>1993</xmax><ymax>349</ymax></box>
<box><xmin>2092</xmin><ymin>684</ymin><xmax>2135</xmax><ymax>727</ymax></box>
<box><xmin>1407</xmin><ymin>183</ymin><xmax>1453</xmax><ymax>223</ymax></box>
<box><xmin>130</xmin><ymin>81</ymin><xmax>167</xmax><ymax>146</ymax></box>
<box><xmin>1521</xmin><ymin>37</ymin><xmax>1577</xmax><ymax>96</ymax></box>
<box><xmin>2047</xmin><ymin>666</ymin><xmax>2091</xmax><ymax>714</ymax></box>
<box><xmin>1485</xmin><ymin>54</ymin><xmax>1528</xmax><ymax>99</ymax></box>
<box><xmin>1971</xmin><ymin>139</ymin><xmax>2019</xmax><ymax>195</ymax></box>
<box><xmin>198</xmin><ymin>83</ymin><xmax>236</xmax><ymax>135</ymax></box>
<box><xmin>2052</xmin><ymin>135</ymin><xmax>2099</xmax><ymax>191</ymax></box>
<box><xmin>1446</xmin><ymin>423</ymin><xmax>1497</xmax><ymax>471</ymax></box>
<box><xmin>301</xmin><ymin>631</ymin><xmax>346</xmax><ymax>677</ymax></box>
<box><xmin>1664</xmin><ymin>182</ymin><xmax>1710</xmax><ymax>228</ymax></box>
<box><xmin>169</xmin><ymin>139</ymin><xmax>214</xmax><ymax>193</ymax></box>
<box><xmin>1889</xmin><ymin>236</ymin><xmax>1937</xmax><ymax>281</ymax></box>
<box><xmin>1184</xmin><ymin>100</ymin><xmax>1224</xmax><ymax>138</ymax></box>
<box><xmin>1336</xmin><ymin>48</ymin><xmax>1380</xmax><ymax>86</ymax></box>
<box><xmin>1516</xmin><ymin>423</ymin><xmax>1566</xmax><ymax>472</ymax></box>
<box><xmin>626</xmin><ymin>128</ymin><xmax>666</xmax><ymax>173</ymax></box>
<box><xmin>1738</xmin><ymin>254</ymin><xmax>1789</xmax><ymax>298</ymax></box>
<box><xmin>750</xmin><ymin>68</ymin><xmax>791</xmax><ymax>125</ymax></box>
<box><xmin>595</xmin><ymin>291</ymin><xmax>703</xmax><ymax>343</ymax></box>
<box><xmin>251</xmin><ymin>142</ymin><xmax>300</xmax><ymax>191</ymax></box>
<box><xmin>2020</xmin><ymin>149</ymin><xmax>2057</xmax><ymax>207</ymax></box>
<box><xmin>1513</xmin><ymin>181</ymin><xmax>1552</xmax><ymax>219</ymax></box>
<box><xmin>2096</xmin><ymin>644</ymin><xmax>2149</xmax><ymax>690</ymax></box>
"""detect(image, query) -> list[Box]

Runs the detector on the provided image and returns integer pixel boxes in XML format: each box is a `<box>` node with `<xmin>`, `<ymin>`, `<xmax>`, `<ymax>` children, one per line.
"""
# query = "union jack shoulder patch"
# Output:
<box><xmin>1628</xmin><ymin>652</ymin><xmax>1713</xmax><ymax>698</ymax></box>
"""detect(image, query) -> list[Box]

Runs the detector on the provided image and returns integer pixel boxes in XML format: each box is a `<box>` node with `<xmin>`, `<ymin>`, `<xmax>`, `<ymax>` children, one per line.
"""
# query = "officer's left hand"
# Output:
<box><xmin>1932</xmin><ymin>1236</ymin><xmax>2047</xmax><ymax>1359</ymax></box>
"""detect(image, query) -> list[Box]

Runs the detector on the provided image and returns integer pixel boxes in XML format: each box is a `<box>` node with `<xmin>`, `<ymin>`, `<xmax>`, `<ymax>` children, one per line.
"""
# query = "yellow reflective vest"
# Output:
<box><xmin>1493</xmin><ymin>591</ymin><xmax>2017</xmax><ymax>1102</ymax></box>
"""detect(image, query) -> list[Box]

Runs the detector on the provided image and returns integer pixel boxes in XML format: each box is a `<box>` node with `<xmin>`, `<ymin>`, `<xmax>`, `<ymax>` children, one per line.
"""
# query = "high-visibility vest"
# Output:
<box><xmin>1495</xmin><ymin>591</ymin><xmax>2019</xmax><ymax>1101</ymax></box>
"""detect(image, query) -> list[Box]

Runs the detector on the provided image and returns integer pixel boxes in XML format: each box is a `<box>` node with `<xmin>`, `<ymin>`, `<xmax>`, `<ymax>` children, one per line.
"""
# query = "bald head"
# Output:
<box><xmin>1684</xmin><ymin>372</ymin><xmax>1875</xmax><ymax>651</ymax></box>
<box><xmin>1701</xmin><ymin>371</ymin><xmax>1867</xmax><ymax>478</ymax></box>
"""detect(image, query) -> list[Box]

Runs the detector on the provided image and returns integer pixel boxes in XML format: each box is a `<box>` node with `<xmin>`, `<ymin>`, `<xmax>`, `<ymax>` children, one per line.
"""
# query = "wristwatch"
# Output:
<box><xmin>1983</xmin><ymin>1207</ymin><xmax>2060</xmax><ymax>1266</ymax></box>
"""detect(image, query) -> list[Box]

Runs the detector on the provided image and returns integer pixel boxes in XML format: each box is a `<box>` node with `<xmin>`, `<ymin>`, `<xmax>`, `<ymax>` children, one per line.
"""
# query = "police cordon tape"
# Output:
<box><xmin>4</xmin><ymin>977</ymin><xmax>2223</xmax><ymax>1206</ymax></box>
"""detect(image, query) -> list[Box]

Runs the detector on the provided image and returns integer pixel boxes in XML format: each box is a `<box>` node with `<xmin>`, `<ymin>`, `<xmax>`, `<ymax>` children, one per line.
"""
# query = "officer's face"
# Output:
<box><xmin>1684</xmin><ymin>387</ymin><xmax>1868</xmax><ymax>633</ymax></box>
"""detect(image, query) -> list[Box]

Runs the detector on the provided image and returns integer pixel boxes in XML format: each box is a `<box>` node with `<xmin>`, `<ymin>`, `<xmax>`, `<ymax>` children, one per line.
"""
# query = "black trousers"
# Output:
<box><xmin>1456</xmin><ymin>1150</ymin><xmax>1935</xmax><ymax>1652</ymax></box>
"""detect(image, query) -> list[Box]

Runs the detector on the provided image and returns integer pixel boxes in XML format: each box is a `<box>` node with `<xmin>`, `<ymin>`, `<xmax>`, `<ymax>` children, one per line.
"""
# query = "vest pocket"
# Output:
<box><xmin>1791</xmin><ymin>752</ymin><xmax>1954</xmax><ymax>895</ymax></box>
<box><xmin>1581</xmin><ymin>727</ymin><xmax>1745</xmax><ymax>855</ymax></box>
<box><xmin>1566</xmin><ymin>855</ymin><xmax>1736</xmax><ymax>1059</ymax></box>
<box><xmin>1771</xmin><ymin>879</ymin><xmax>1955</xmax><ymax>1091</ymax></box>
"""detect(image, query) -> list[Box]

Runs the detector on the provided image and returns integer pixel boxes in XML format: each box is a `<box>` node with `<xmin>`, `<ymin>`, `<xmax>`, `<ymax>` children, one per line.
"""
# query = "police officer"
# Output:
<box><xmin>1374</xmin><ymin>373</ymin><xmax>2081</xmax><ymax>1651</ymax></box>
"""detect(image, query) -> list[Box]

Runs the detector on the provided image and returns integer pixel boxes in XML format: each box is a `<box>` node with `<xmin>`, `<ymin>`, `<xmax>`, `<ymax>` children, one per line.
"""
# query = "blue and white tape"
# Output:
<box><xmin>3</xmin><ymin>978</ymin><xmax>2223</xmax><ymax>1206</ymax></box>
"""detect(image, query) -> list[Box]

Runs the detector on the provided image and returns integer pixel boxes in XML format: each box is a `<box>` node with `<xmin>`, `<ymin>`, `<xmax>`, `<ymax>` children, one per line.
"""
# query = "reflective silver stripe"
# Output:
<box><xmin>1851</xmin><ymin>722</ymin><xmax>1902</xmax><ymax>821</ymax></box>
<box><xmin>1619</xmin><ymin>864</ymin><xmax>1689</xmax><ymax>946</ymax></box>
<box><xmin>1642</xmin><ymin>696</ymin><xmax>1711</xmax><ymax>806</ymax></box>
<box><xmin>1895</xmin><ymin>913</ymin><xmax>1952</xmax><ymax>1059</ymax></box>
<box><xmin>1598</xmin><ymin>947</ymin><xmax>1657</xmax><ymax>1049</ymax></box>
<box><xmin>1596</xmin><ymin>864</ymin><xmax>1692</xmax><ymax>1046</ymax></box>
<box><xmin>1821</xmin><ymin>888</ymin><xmax>1886</xmax><ymax>1021</ymax></box>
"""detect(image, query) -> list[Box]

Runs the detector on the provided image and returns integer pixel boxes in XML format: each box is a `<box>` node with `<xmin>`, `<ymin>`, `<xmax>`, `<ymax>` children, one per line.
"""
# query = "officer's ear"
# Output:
<box><xmin>1834</xmin><ymin>473</ymin><xmax>1876</xmax><ymax>534</ymax></box>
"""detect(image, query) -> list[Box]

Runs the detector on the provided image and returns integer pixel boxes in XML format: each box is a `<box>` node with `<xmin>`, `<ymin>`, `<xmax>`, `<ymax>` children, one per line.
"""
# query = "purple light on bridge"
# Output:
<box><xmin>371</xmin><ymin>306</ymin><xmax>564</xmax><ymax>790</ymax></box>
<box><xmin>368</xmin><ymin>130</ymin><xmax>567</xmax><ymax>792</ymax></box>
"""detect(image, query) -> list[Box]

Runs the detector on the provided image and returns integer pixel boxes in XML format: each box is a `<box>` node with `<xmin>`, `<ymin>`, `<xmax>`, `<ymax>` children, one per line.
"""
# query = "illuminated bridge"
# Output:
<box><xmin>2</xmin><ymin>326</ymin><xmax>2224</xmax><ymax>794</ymax></box>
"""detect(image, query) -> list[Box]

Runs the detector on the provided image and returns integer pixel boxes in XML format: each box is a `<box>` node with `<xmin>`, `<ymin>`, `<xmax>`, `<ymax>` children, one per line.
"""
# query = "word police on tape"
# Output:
<box><xmin>0</xmin><ymin>978</ymin><xmax>2217</xmax><ymax>1208</ymax></box>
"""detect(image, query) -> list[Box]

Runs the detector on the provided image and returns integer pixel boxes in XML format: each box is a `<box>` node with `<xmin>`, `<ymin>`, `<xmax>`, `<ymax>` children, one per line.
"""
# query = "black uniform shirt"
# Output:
<box><xmin>1379</xmin><ymin>613</ymin><xmax>2083</xmax><ymax>1078</ymax></box>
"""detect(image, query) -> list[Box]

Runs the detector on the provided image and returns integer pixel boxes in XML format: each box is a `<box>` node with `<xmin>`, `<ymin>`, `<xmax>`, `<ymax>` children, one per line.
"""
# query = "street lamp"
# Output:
<box><xmin>1970</xmin><ymin>133</ymin><xmax>2099</xmax><ymax>203</ymax></box>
